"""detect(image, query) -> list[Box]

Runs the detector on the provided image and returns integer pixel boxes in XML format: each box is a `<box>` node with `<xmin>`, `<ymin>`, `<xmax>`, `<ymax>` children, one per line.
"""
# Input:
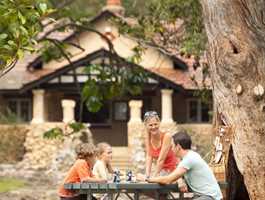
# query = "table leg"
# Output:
<box><xmin>114</xmin><ymin>192</ymin><xmax>122</xmax><ymax>200</ymax></box>
<box><xmin>87</xmin><ymin>193</ymin><xmax>93</xmax><ymax>200</ymax></box>
<box><xmin>134</xmin><ymin>191</ymin><xmax>139</xmax><ymax>200</ymax></box>
<box><xmin>154</xmin><ymin>191</ymin><xmax>160</xmax><ymax>200</ymax></box>
<box><xmin>124</xmin><ymin>193</ymin><xmax>134</xmax><ymax>200</ymax></box>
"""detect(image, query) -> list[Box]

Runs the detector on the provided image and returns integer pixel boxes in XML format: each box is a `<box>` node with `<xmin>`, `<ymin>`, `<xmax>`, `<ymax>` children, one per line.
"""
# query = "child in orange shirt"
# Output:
<box><xmin>58</xmin><ymin>143</ymin><xmax>106</xmax><ymax>200</ymax></box>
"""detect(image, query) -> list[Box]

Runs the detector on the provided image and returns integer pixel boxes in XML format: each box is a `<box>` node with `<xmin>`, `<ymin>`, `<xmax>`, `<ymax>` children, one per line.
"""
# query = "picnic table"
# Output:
<box><xmin>64</xmin><ymin>181</ymin><xmax>228</xmax><ymax>200</ymax></box>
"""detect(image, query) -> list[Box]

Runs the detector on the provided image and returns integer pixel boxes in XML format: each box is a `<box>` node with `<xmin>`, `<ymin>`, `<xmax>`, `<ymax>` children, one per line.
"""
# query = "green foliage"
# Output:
<box><xmin>82</xmin><ymin>62</ymin><xmax>148</xmax><ymax>112</ymax></box>
<box><xmin>68</xmin><ymin>122</ymin><xmax>86</xmax><ymax>133</ymax></box>
<box><xmin>0</xmin><ymin>177</ymin><xmax>26</xmax><ymax>193</ymax></box>
<box><xmin>0</xmin><ymin>0</ymin><xmax>53</xmax><ymax>69</ymax></box>
<box><xmin>0</xmin><ymin>108</ymin><xmax>22</xmax><ymax>124</ymax></box>
<box><xmin>49</xmin><ymin>0</ymin><xmax>105</xmax><ymax>20</ymax></box>
<box><xmin>43</xmin><ymin>122</ymin><xmax>86</xmax><ymax>139</ymax></box>
<box><xmin>43</xmin><ymin>127</ymin><xmax>64</xmax><ymax>139</ymax></box>
<box><xmin>118</xmin><ymin>0</ymin><xmax>206</xmax><ymax>56</ymax></box>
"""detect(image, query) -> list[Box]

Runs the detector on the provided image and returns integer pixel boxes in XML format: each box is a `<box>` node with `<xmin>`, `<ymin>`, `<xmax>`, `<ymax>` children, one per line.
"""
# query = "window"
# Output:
<box><xmin>113</xmin><ymin>101</ymin><xmax>128</xmax><ymax>121</ymax></box>
<box><xmin>76</xmin><ymin>101</ymin><xmax>111</xmax><ymax>125</ymax></box>
<box><xmin>187</xmin><ymin>99</ymin><xmax>212</xmax><ymax>123</ymax></box>
<box><xmin>7</xmin><ymin>98</ymin><xmax>32</xmax><ymax>122</ymax></box>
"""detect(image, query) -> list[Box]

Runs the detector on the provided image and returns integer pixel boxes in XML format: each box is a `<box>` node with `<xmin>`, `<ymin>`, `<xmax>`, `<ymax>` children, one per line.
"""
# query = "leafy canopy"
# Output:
<box><xmin>0</xmin><ymin>0</ymin><xmax>53</xmax><ymax>69</ymax></box>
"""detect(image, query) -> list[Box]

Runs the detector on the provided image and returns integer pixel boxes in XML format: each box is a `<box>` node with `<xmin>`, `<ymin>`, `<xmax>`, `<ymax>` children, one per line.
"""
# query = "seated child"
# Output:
<box><xmin>58</xmin><ymin>143</ymin><xmax>107</xmax><ymax>200</ymax></box>
<box><xmin>93</xmin><ymin>142</ymin><xmax>114</xmax><ymax>200</ymax></box>
<box><xmin>93</xmin><ymin>142</ymin><xmax>114</xmax><ymax>181</ymax></box>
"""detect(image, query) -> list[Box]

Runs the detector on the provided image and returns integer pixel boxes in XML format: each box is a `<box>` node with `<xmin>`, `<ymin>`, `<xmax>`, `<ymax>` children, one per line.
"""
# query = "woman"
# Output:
<box><xmin>143</xmin><ymin>111</ymin><xmax>187</xmax><ymax>192</ymax></box>
<box><xmin>144</xmin><ymin>111</ymin><xmax>178</xmax><ymax>178</ymax></box>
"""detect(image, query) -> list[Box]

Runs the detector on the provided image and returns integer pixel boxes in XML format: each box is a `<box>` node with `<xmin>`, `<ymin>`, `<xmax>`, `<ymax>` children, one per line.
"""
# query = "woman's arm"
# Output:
<box><xmin>154</xmin><ymin>133</ymin><xmax>172</xmax><ymax>176</ymax></box>
<box><xmin>145</xmin><ymin>132</ymin><xmax>153</xmax><ymax>177</ymax></box>
<box><xmin>145</xmin><ymin>155</ymin><xmax>153</xmax><ymax>177</ymax></box>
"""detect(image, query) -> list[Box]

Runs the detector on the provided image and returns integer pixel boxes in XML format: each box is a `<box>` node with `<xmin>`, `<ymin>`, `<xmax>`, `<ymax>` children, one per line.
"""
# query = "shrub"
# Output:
<box><xmin>0</xmin><ymin>125</ymin><xmax>27</xmax><ymax>163</ymax></box>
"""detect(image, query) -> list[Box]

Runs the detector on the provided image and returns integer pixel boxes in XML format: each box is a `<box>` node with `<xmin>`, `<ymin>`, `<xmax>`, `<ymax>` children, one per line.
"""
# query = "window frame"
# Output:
<box><xmin>186</xmin><ymin>98</ymin><xmax>212</xmax><ymax>123</ymax></box>
<box><xmin>7</xmin><ymin>98</ymin><xmax>32</xmax><ymax>122</ymax></box>
<box><xmin>113</xmin><ymin>101</ymin><xmax>128</xmax><ymax>121</ymax></box>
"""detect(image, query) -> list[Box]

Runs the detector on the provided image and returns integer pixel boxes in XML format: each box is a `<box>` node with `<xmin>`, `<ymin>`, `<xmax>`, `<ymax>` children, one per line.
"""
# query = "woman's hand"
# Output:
<box><xmin>177</xmin><ymin>178</ymin><xmax>188</xmax><ymax>192</ymax></box>
<box><xmin>136</xmin><ymin>173</ymin><xmax>146</xmax><ymax>182</ymax></box>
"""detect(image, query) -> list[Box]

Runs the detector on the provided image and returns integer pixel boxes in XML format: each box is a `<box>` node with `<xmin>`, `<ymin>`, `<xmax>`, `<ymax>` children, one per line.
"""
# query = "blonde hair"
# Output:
<box><xmin>143</xmin><ymin>111</ymin><xmax>160</xmax><ymax>124</ymax></box>
<box><xmin>96</xmin><ymin>142</ymin><xmax>111</xmax><ymax>156</ymax></box>
<box><xmin>75</xmin><ymin>143</ymin><xmax>96</xmax><ymax>159</ymax></box>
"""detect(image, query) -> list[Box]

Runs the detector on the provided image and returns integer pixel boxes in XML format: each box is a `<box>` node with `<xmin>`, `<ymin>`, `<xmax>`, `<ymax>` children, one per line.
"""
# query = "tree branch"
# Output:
<box><xmin>0</xmin><ymin>58</ymin><xmax>18</xmax><ymax>78</ymax></box>
<box><xmin>37</xmin><ymin>23</ymin><xmax>116</xmax><ymax>55</ymax></box>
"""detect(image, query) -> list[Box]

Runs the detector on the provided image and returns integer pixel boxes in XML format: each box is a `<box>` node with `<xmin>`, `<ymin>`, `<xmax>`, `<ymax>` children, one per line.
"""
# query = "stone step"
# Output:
<box><xmin>111</xmin><ymin>147</ymin><xmax>130</xmax><ymax>171</ymax></box>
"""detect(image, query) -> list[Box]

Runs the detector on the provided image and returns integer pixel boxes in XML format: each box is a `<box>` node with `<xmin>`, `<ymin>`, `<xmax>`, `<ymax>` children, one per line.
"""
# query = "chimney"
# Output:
<box><xmin>103</xmin><ymin>0</ymin><xmax>125</xmax><ymax>15</ymax></box>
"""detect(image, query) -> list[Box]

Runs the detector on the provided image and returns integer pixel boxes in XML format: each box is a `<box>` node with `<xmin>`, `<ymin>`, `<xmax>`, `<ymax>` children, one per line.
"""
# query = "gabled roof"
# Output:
<box><xmin>19</xmin><ymin>49</ymin><xmax>195</xmax><ymax>93</ymax></box>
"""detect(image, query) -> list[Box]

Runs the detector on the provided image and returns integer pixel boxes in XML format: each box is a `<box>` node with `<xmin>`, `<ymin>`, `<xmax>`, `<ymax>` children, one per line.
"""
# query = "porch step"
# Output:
<box><xmin>112</xmin><ymin>147</ymin><xmax>131</xmax><ymax>171</ymax></box>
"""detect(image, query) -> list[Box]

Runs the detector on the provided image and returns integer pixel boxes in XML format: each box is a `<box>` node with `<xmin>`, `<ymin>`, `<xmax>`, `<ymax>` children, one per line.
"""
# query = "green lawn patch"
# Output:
<box><xmin>0</xmin><ymin>177</ymin><xmax>26</xmax><ymax>193</ymax></box>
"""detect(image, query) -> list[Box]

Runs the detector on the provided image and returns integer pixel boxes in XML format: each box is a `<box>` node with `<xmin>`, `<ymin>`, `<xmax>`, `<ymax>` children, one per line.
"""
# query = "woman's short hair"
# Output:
<box><xmin>75</xmin><ymin>143</ymin><xmax>96</xmax><ymax>159</ymax></box>
<box><xmin>96</xmin><ymin>142</ymin><xmax>111</xmax><ymax>156</ymax></box>
<box><xmin>143</xmin><ymin>111</ymin><xmax>160</xmax><ymax>123</ymax></box>
<box><xmin>172</xmin><ymin>130</ymin><xmax>192</xmax><ymax>150</ymax></box>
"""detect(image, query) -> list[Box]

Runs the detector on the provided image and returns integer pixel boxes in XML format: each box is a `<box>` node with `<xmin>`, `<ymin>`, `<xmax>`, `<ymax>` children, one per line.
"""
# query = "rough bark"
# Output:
<box><xmin>200</xmin><ymin>1</ymin><xmax>265</xmax><ymax>199</ymax></box>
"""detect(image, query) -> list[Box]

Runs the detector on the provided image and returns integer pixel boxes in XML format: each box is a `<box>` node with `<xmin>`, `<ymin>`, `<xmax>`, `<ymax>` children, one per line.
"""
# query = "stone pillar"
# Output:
<box><xmin>160</xmin><ymin>89</ymin><xmax>178</xmax><ymax>134</ymax></box>
<box><xmin>129</xmin><ymin>100</ymin><xmax>142</xmax><ymax>123</ymax></box>
<box><xmin>61</xmin><ymin>99</ymin><xmax>76</xmax><ymax>123</ymax></box>
<box><xmin>161</xmin><ymin>89</ymin><xmax>174</xmax><ymax>123</ymax></box>
<box><xmin>31</xmin><ymin>89</ymin><xmax>45</xmax><ymax>124</ymax></box>
<box><xmin>128</xmin><ymin>100</ymin><xmax>145</xmax><ymax>172</ymax></box>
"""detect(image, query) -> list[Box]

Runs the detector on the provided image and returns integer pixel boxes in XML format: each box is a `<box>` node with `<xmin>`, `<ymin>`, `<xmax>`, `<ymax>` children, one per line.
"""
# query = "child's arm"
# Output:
<box><xmin>106</xmin><ymin>162</ymin><xmax>114</xmax><ymax>174</ymax></box>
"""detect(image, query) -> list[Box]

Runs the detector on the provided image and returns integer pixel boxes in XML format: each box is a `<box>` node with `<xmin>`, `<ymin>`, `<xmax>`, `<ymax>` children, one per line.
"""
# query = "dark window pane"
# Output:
<box><xmin>20</xmin><ymin>101</ymin><xmax>30</xmax><ymax>121</ymax></box>
<box><xmin>114</xmin><ymin>102</ymin><xmax>127</xmax><ymax>121</ymax></box>
<box><xmin>189</xmin><ymin>100</ymin><xmax>198</xmax><ymax>122</ymax></box>
<box><xmin>201</xmin><ymin>102</ymin><xmax>212</xmax><ymax>122</ymax></box>
<box><xmin>76</xmin><ymin>101</ymin><xmax>110</xmax><ymax>124</ymax></box>
<box><xmin>8</xmin><ymin>101</ymin><xmax>17</xmax><ymax>114</ymax></box>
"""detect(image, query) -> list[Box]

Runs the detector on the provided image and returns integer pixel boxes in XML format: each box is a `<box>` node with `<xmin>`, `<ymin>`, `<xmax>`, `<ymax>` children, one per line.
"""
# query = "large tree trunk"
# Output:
<box><xmin>200</xmin><ymin>1</ymin><xmax>265</xmax><ymax>199</ymax></box>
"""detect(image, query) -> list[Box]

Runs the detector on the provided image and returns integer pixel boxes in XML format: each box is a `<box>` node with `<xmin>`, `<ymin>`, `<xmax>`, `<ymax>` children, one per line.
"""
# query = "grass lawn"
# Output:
<box><xmin>0</xmin><ymin>177</ymin><xmax>26</xmax><ymax>193</ymax></box>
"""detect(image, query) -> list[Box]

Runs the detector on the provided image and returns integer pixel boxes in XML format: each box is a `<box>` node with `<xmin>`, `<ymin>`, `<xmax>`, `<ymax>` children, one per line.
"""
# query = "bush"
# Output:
<box><xmin>0</xmin><ymin>109</ymin><xmax>22</xmax><ymax>124</ymax></box>
<box><xmin>0</xmin><ymin>125</ymin><xmax>28</xmax><ymax>163</ymax></box>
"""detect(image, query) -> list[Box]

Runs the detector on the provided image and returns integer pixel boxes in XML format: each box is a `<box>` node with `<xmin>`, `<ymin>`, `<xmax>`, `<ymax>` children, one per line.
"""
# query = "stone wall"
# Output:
<box><xmin>17</xmin><ymin>123</ymin><xmax>94</xmax><ymax>183</ymax></box>
<box><xmin>0</xmin><ymin>123</ymin><xmax>93</xmax><ymax>184</ymax></box>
